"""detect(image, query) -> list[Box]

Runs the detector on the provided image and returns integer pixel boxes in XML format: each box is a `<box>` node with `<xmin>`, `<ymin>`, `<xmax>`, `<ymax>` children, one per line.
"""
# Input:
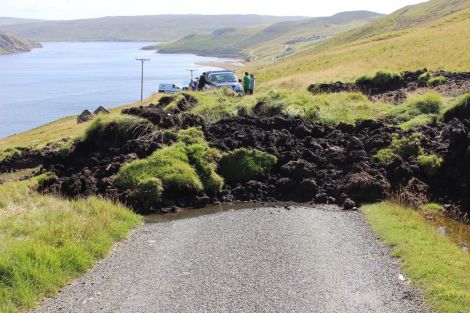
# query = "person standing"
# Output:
<box><xmin>249</xmin><ymin>74</ymin><xmax>256</xmax><ymax>95</ymax></box>
<box><xmin>243</xmin><ymin>72</ymin><xmax>252</xmax><ymax>95</ymax></box>
<box><xmin>197</xmin><ymin>73</ymin><xmax>214</xmax><ymax>91</ymax></box>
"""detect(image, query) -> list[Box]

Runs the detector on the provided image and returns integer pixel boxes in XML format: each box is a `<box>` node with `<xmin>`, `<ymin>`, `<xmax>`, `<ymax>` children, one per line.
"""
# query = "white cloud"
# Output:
<box><xmin>3</xmin><ymin>0</ymin><xmax>426</xmax><ymax>20</ymax></box>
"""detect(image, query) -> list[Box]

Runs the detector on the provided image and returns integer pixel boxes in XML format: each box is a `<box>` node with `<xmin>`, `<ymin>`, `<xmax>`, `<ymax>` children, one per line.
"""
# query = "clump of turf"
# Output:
<box><xmin>115</xmin><ymin>128</ymin><xmax>223</xmax><ymax>204</ymax></box>
<box><xmin>218</xmin><ymin>148</ymin><xmax>277</xmax><ymax>184</ymax></box>
<box><xmin>83</xmin><ymin>115</ymin><xmax>154</xmax><ymax>148</ymax></box>
<box><xmin>374</xmin><ymin>133</ymin><xmax>423</xmax><ymax>165</ymax></box>
<box><xmin>417</xmin><ymin>154</ymin><xmax>443</xmax><ymax>177</ymax></box>
<box><xmin>387</xmin><ymin>92</ymin><xmax>443</xmax><ymax>129</ymax></box>
<box><xmin>443</xmin><ymin>93</ymin><xmax>470</xmax><ymax>122</ymax></box>
<box><xmin>355</xmin><ymin>70</ymin><xmax>404</xmax><ymax>90</ymax></box>
<box><xmin>252</xmin><ymin>90</ymin><xmax>286</xmax><ymax>117</ymax></box>
<box><xmin>418</xmin><ymin>71</ymin><xmax>446</xmax><ymax>87</ymax></box>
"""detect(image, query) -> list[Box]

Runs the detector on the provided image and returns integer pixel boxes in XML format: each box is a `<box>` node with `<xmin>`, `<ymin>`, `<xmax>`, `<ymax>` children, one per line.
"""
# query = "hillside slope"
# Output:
<box><xmin>250</xmin><ymin>1</ymin><xmax>470</xmax><ymax>89</ymax></box>
<box><xmin>2</xmin><ymin>15</ymin><xmax>307</xmax><ymax>42</ymax></box>
<box><xmin>151</xmin><ymin>11</ymin><xmax>383</xmax><ymax>58</ymax></box>
<box><xmin>0</xmin><ymin>29</ymin><xmax>41</xmax><ymax>54</ymax></box>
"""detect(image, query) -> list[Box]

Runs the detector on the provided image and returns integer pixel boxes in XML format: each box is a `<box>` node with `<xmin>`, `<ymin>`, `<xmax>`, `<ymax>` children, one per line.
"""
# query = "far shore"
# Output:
<box><xmin>196</xmin><ymin>60</ymin><xmax>245</xmax><ymax>70</ymax></box>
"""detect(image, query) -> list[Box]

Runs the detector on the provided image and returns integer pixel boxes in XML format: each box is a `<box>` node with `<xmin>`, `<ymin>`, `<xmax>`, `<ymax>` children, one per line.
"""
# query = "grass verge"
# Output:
<box><xmin>0</xmin><ymin>176</ymin><xmax>142</xmax><ymax>313</ymax></box>
<box><xmin>362</xmin><ymin>201</ymin><xmax>470</xmax><ymax>313</ymax></box>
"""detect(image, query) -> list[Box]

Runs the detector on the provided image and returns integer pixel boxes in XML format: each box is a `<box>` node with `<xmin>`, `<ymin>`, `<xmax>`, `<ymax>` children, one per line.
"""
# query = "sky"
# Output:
<box><xmin>3</xmin><ymin>0</ymin><xmax>426</xmax><ymax>20</ymax></box>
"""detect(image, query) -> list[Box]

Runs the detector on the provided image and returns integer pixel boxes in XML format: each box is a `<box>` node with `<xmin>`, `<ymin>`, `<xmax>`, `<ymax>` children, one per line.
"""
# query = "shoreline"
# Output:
<box><xmin>195</xmin><ymin>60</ymin><xmax>245</xmax><ymax>70</ymax></box>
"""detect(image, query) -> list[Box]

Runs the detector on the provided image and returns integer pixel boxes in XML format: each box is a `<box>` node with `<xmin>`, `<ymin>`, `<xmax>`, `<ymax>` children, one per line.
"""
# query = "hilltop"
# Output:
<box><xmin>2</xmin><ymin>15</ymin><xmax>307</xmax><ymax>42</ymax></box>
<box><xmin>149</xmin><ymin>11</ymin><xmax>383</xmax><ymax>58</ymax></box>
<box><xmin>0</xmin><ymin>29</ymin><xmax>41</xmax><ymax>54</ymax></box>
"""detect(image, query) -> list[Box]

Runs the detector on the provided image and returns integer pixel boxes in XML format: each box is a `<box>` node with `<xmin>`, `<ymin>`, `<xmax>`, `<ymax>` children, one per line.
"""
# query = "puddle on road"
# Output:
<box><xmin>144</xmin><ymin>202</ymin><xmax>302</xmax><ymax>224</ymax></box>
<box><xmin>425</xmin><ymin>214</ymin><xmax>470</xmax><ymax>254</ymax></box>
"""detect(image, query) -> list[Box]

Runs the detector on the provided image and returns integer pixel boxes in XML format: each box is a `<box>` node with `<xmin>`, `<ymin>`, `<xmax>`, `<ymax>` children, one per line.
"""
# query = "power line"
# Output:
<box><xmin>136</xmin><ymin>58</ymin><xmax>150</xmax><ymax>102</ymax></box>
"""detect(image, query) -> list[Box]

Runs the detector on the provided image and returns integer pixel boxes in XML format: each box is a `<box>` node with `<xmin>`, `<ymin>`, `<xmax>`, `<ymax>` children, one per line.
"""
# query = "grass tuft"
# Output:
<box><xmin>417</xmin><ymin>154</ymin><xmax>443</xmax><ymax>177</ymax></box>
<box><xmin>375</xmin><ymin>133</ymin><xmax>423</xmax><ymax>165</ymax></box>
<box><xmin>218</xmin><ymin>148</ymin><xmax>277</xmax><ymax>184</ymax></box>
<box><xmin>115</xmin><ymin>128</ymin><xmax>223</xmax><ymax>199</ymax></box>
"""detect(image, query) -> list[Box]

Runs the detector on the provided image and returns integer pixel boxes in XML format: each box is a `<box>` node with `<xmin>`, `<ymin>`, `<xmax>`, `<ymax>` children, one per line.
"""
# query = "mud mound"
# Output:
<box><xmin>308</xmin><ymin>70</ymin><xmax>470</xmax><ymax>104</ymax></box>
<box><xmin>0</xmin><ymin>139</ymin><xmax>68</xmax><ymax>173</ymax></box>
<box><xmin>122</xmin><ymin>105</ymin><xmax>204</xmax><ymax>129</ymax></box>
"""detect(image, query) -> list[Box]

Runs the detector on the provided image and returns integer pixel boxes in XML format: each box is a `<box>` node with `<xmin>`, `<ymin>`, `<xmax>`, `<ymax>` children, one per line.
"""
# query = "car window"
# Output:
<box><xmin>209</xmin><ymin>72</ymin><xmax>237</xmax><ymax>83</ymax></box>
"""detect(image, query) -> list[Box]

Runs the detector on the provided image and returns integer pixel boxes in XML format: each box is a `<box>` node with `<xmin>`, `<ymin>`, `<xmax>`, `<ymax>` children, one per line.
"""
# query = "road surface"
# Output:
<box><xmin>33</xmin><ymin>205</ymin><xmax>430</xmax><ymax>313</ymax></box>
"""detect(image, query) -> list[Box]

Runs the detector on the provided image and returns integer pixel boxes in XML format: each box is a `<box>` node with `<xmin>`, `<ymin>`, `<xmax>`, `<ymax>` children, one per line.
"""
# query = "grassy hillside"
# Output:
<box><xmin>151</xmin><ymin>11</ymin><xmax>383</xmax><ymax>58</ymax></box>
<box><xmin>248</xmin><ymin>3</ymin><xmax>470</xmax><ymax>90</ymax></box>
<box><xmin>0</xmin><ymin>29</ymin><xmax>41</xmax><ymax>54</ymax></box>
<box><xmin>2</xmin><ymin>15</ymin><xmax>307</xmax><ymax>42</ymax></box>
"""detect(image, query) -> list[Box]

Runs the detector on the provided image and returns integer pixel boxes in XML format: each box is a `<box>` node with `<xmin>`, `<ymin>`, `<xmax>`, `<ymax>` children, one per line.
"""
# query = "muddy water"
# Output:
<box><xmin>145</xmin><ymin>202</ymin><xmax>470</xmax><ymax>256</ymax></box>
<box><xmin>426</xmin><ymin>214</ymin><xmax>470</xmax><ymax>254</ymax></box>
<box><xmin>144</xmin><ymin>201</ymin><xmax>307</xmax><ymax>223</ymax></box>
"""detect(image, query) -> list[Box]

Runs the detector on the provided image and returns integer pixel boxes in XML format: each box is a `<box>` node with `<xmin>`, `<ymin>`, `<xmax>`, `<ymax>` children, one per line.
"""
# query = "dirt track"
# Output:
<box><xmin>32</xmin><ymin>205</ymin><xmax>430</xmax><ymax>313</ymax></box>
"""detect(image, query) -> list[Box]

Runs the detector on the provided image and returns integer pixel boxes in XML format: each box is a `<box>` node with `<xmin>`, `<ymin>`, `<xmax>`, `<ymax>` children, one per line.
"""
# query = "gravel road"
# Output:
<box><xmin>33</xmin><ymin>205</ymin><xmax>430</xmax><ymax>313</ymax></box>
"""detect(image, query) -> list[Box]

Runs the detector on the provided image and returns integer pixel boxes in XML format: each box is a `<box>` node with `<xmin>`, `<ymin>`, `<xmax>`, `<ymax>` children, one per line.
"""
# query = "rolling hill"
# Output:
<box><xmin>248</xmin><ymin>0</ymin><xmax>470</xmax><ymax>89</ymax></box>
<box><xmin>0</xmin><ymin>17</ymin><xmax>43</xmax><ymax>25</ymax></box>
<box><xmin>149</xmin><ymin>11</ymin><xmax>383</xmax><ymax>58</ymax></box>
<box><xmin>0</xmin><ymin>29</ymin><xmax>41</xmax><ymax>54</ymax></box>
<box><xmin>2</xmin><ymin>15</ymin><xmax>307</xmax><ymax>42</ymax></box>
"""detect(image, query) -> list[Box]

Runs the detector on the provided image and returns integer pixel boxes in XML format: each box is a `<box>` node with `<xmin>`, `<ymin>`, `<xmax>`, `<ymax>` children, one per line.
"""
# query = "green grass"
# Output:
<box><xmin>82</xmin><ymin>114</ymin><xmax>154</xmax><ymax>148</ymax></box>
<box><xmin>355</xmin><ymin>70</ymin><xmax>403</xmax><ymax>88</ymax></box>
<box><xmin>362</xmin><ymin>202</ymin><xmax>470</xmax><ymax>313</ymax></box>
<box><xmin>218</xmin><ymin>148</ymin><xmax>277</xmax><ymax>184</ymax></box>
<box><xmin>417</xmin><ymin>154</ymin><xmax>443</xmax><ymax>177</ymax></box>
<box><xmin>115</xmin><ymin>128</ymin><xmax>223</xmax><ymax>199</ymax></box>
<box><xmin>0</xmin><ymin>176</ymin><xmax>141</xmax><ymax>313</ymax></box>
<box><xmin>374</xmin><ymin>133</ymin><xmax>423</xmax><ymax>165</ymax></box>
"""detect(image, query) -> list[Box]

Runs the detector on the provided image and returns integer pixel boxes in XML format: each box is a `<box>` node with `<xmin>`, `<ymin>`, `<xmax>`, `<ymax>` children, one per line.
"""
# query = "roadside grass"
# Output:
<box><xmin>0</xmin><ymin>176</ymin><xmax>142</xmax><ymax>313</ymax></box>
<box><xmin>362</xmin><ymin>202</ymin><xmax>470</xmax><ymax>313</ymax></box>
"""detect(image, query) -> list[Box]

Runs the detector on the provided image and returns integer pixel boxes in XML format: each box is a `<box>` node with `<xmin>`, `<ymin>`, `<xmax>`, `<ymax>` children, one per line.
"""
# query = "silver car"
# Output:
<box><xmin>205</xmin><ymin>70</ymin><xmax>244</xmax><ymax>94</ymax></box>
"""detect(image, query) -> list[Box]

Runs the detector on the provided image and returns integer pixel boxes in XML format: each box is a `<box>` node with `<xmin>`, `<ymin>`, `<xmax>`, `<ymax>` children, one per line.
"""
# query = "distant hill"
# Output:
<box><xmin>2</xmin><ymin>15</ymin><xmax>308</xmax><ymax>42</ymax></box>
<box><xmin>314</xmin><ymin>0</ymin><xmax>470</xmax><ymax>51</ymax></box>
<box><xmin>0</xmin><ymin>29</ymin><xmax>41</xmax><ymax>54</ymax></box>
<box><xmin>249</xmin><ymin>0</ymin><xmax>470</xmax><ymax>89</ymax></box>
<box><xmin>0</xmin><ymin>17</ymin><xmax>43</xmax><ymax>25</ymax></box>
<box><xmin>150</xmin><ymin>11</ymin><xmax>383</xmax><ymax>58</ymax></box>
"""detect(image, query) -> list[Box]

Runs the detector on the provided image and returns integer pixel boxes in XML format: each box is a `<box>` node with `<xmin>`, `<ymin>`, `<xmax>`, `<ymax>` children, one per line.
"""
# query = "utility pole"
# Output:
<box><xmin>136</xmin><ymin>58</ymin><xmax>150</xmax><ymax>101</ymax></box>
<box><xmin>187</xmin><ymin>69</ymin><xmax>197</xmax><ymax>81</ymax></box>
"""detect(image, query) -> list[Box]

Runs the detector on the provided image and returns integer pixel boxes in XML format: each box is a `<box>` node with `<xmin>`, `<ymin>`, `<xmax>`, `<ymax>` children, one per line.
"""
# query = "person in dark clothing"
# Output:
<box><xmin>197</xmin><ymin>73</ymin><xmax>214</xmax><ymax>91</ymax></box>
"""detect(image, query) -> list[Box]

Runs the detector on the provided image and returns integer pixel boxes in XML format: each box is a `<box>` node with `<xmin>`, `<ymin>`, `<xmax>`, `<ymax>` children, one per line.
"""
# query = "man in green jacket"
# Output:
<box><xmin>243</xmin><ymin>72</ymin><xmax>252</xmax><ymax>95</ymax></box>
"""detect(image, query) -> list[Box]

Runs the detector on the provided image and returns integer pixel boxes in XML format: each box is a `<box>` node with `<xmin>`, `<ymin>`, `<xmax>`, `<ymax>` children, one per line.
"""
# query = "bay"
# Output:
<box><xmin>0</xmin><ymin>42</ymin><xmax>225</xmax><ymax>138</ymax></box>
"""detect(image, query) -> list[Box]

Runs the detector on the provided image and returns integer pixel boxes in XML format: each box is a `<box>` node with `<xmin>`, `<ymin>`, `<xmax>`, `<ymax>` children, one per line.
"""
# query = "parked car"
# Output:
<box><xmin>205</xmin><ymin>70</ymin><xmax>244</xmax><ymax>94</ymax></box>
<box><xmin>158</xmin><ymin>83</ymin><xmax>182</xmax><ymax>94</ymax></box>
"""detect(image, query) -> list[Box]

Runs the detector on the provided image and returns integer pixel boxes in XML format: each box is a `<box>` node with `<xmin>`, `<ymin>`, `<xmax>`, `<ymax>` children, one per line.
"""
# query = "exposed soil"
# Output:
<box><xmin>308</xmin><ymin>70</ymin><xmax>470</xmax><ymax>103</ymax></box>
<box><xmin>3</xmin><ymin>72</ymin><xmax>470</xmax><ymax>215</ymax></box>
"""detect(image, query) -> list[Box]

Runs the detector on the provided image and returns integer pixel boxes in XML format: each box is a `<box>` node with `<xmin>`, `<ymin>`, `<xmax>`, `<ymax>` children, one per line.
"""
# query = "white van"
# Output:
<box><xmin>158</xmin><ymin>83</ymin><xmax>182</xmax><ymax>94</ymax></box>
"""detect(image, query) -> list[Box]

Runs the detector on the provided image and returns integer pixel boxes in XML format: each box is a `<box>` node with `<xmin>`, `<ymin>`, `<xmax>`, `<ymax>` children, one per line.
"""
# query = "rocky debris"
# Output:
<box><xmin>342</xmin><ymin>198</ymin><xmax>357</xmax><ymax>211</ymax></box>
<box><xmin>93</xmin><ymin>106</ymin><xmax>110</xmax><ymax>115</ymax></box>
<box><xmin>77</xmin><ymin>110</ymin><xmax>94</xmax><ymax>123</ymax></box>
<box><xmin>308</xmin><ymin>70</ymin><xmax>470</xmax><ymax>104</ymax></box>
<box><xmin>308</xmin><ymin>81</ymin><xmax>357</xmax><ymax>94</ymax></box>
